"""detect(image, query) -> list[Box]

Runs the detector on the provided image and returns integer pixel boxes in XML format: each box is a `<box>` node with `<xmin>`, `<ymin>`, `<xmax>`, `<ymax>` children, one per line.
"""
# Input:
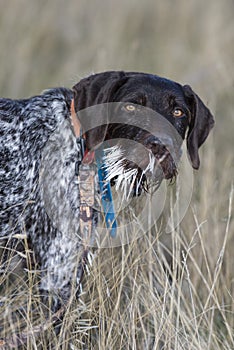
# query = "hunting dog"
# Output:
<box><xmin>0</xmin><ymin>71</ymin><xmax>214</xmax><ymax>314</ymax></box>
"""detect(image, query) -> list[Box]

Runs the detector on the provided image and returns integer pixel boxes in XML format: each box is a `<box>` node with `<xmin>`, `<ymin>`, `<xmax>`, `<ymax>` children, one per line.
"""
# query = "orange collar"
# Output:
<box><xmin>70</xmin><ymin>98</ymin><xmax>82</xmax><ymax>138</ymax></box>
<box><xmin>70</xmin><ymin>98</ymin><xmax>95</xmax><ymax>164</ymax></box>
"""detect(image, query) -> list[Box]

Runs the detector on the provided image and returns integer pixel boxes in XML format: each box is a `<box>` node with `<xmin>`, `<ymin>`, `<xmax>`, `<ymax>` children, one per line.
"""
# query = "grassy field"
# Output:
<box><xmin>0</xmin><ymin>0</ymin><xmax>233</xmax><ymax>349</ymax></box>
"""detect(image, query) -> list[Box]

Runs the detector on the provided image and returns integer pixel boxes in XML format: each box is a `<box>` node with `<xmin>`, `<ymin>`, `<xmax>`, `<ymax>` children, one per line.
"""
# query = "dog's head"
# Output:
<box><xmin>73</xmin><ymin>71</ymin><xmax>214</xmax><ymax>194</ymax></box>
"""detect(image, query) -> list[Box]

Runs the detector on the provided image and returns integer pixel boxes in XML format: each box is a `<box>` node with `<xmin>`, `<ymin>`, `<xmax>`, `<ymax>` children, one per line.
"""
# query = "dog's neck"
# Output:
<box><xmin>70</xmin><ymin>98</ymin><xmax>117</xmax><ymax>237</ymax></box>
<box><xmin>70</xmin><ymin>98</ymin><xmax>82</xmax><ymax>139</ymax></box>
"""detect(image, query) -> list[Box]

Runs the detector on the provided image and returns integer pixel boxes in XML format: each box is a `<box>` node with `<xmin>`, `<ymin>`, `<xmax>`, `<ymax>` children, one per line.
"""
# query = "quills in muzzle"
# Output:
<box><xmin>103</xmin><ymin>145</ymin><xmax>137</xmax><ymax>200</ymax></box>
<box><xmin>135</xmin><ymin>152</ymin><xmax>156</xmax><ymax>196</ymax></box>
<box><xmin>102</xmin><ymin>145</ymin><xmax>160</xmax><ymax>200</ymax></box>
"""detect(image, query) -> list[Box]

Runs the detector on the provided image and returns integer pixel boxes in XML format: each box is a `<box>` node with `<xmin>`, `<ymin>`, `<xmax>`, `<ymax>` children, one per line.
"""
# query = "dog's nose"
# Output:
<box><xmin>144</xmin><ymin>135</ymin><xmax>181</xmax><ymax>166</ymax></box>
<box><xmin>145</xmin><ymin>135</ymin><xmax>174</xmax><ymax>150</ymax></box>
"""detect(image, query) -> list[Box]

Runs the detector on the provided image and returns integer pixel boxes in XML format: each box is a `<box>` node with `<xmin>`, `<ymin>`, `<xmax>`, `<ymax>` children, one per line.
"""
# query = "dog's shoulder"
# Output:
<box><xmin>0</xmin><ymin>87</ymin><xmax>72</xmax><ymax>122</ymax></box>
<box><xmin>0</xmin><ymin>98</ymin><xmax>24</xmax><ymax>123</ymax></box>
<box><xmin>0</xmin><ymin>87</ymin><xmax>73</xmax><ymax>142</ymax></box>
<box><xmin>0</xmin><ymin>87</ymin><xmax>74</xmax><ymax>233</ymax></box>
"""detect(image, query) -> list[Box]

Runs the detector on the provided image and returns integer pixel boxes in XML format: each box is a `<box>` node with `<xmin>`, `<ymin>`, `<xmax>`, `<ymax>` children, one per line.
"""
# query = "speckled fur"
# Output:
<box><xmin>0</xmin><ymin>88</ymin><xmax>85</xmax><ymax>309</ymax></box>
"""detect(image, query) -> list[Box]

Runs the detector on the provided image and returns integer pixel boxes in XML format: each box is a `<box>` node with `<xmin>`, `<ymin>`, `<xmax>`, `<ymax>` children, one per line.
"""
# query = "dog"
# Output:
<box><xmin>0</xmin><ymin>71</ymin><xmax>214</xmax><ymax>314</ymax></box>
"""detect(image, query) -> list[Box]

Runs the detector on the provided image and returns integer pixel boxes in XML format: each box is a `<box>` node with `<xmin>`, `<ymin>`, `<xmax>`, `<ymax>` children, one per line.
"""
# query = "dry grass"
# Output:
<box><xmin>1</xmin><ymin>187</ymin><xmax>233</xmax><ymax>349</ymax></box>
<box><xmin>0</xmin><ymin>0</ymin><xmax>233</xmax><ymax>349</ymax></box>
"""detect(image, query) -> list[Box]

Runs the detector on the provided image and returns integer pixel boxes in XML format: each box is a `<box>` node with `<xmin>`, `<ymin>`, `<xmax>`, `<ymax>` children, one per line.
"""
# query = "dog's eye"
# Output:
<box><xmin>124</xmin><ymin>104</ymin><xmax>136</xmax><ymax>112</ymax></box>
<box><xmin>173</xmin><ymin>108</ymin><xmax>184</xmax><ymax>118</ymax></box>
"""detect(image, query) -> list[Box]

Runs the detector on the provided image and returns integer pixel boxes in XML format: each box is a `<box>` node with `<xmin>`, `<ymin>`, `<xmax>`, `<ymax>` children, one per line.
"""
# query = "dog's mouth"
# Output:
<box><xmin>102</xmin><ymin>137</ymin><xmax>178</xmax><ymax>198</ymax></box>
<box><xmin>147</xmin><ymin>139</ymin><xmax>178</xmax><ymax>180</ymax></box>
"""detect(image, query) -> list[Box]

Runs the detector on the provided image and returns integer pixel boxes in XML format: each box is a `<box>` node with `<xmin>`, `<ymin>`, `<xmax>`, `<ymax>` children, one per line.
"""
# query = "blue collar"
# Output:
<box><xmin>95</xmin><ymin>147</ymin><xmax>117</xmax><ymax>238</ymax></box>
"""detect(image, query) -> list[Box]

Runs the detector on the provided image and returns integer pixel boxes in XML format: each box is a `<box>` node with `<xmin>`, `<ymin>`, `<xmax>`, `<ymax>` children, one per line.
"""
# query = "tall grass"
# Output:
<box><xmin>1</xmin><ymin>184</ymin><xmax>233</xmax><ymax>349</ymax></box>
<box><xmin>0</xmin><ymin>0</ymin><xmax>233</xmax><ymax>349</ymax></box>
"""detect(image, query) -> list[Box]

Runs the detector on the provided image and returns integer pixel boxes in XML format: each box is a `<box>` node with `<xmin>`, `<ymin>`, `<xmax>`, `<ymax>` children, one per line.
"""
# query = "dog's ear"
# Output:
<box><xmin>183</xmin><ymin>85</ymin><xmax>215</xmax><ymax>169</ymax></box>
<box><xmin>72</xmin><ymin>71</ymin><xmax>129</xmax><ymax>150</ymax></box>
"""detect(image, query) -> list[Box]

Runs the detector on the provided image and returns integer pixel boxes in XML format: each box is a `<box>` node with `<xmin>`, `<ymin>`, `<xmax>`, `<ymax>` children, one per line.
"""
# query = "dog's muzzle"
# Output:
<box><xmin>143</xmin><ymin>135</ymin><xmax>179</xmax><ymax>180</ymax></box>
<box><xmin>103</xmin><ymin>132</ymin><xmax>181</xmax><ymax>198</ymax></box>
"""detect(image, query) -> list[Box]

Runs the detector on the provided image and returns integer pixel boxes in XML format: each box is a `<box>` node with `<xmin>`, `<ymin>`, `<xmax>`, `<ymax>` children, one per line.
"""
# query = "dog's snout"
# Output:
<box><xmin>144</xmin><ymin>135</ymin><xmax>174</xmax><ymax>151</ymax></box>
